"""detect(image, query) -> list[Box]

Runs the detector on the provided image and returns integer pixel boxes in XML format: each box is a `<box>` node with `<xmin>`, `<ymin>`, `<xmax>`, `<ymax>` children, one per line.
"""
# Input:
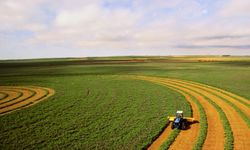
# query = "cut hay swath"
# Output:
<box><xmin>0</xmin><ymin>86</ymin><xmax>54</xmax><ymax>115</ymax></box>
<box><xmin>132</xmin><ymin>76</ymin><xmax>250</xmax><ymax>150</ymax></box>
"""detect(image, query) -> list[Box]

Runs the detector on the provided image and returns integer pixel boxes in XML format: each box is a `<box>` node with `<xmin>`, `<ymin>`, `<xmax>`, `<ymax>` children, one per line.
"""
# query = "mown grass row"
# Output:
<box><xmin>12</xmin><ymin>87</ymin><xmax>53</xmax><ymax>114</ymax></box>
<box><xmin>183</xmin><ymin>81</ymin><xmax>250</xmax><ymax>128</ymax></box>
<box><xmin>203</xmin><ymin>88</ymin><xmax>250</xmax><ymax>128</ymax></box>
<box><xmin>0</xmin><ymin>87</ymin><xmax>51</xmax><ymax>116</ymax></box>
<box><xmin>0</xmin><ymin>88</ymin><xmax>37</xmax><ymax>115</ymax></box>
<box><xmin>33</xmin><ymin>87</ymin><xmax>51</xmax><ymax>102</ymax></box>
<box><xmin>0</xmin><ymin>88</ymin><xmax>36</xmax><ymax>109</ymax></box>
<box><xmin>139</xmin><ymin>78</ymin><xmax>207</xmax><ymax>150</ymax></box>
<box><xmin>0</xmin><ymin>90</ymin><xmax>23</xmax><ymax>105</ymax></box>
<box><xmin>187</xmin><ymin>94</ymin><xmax>207</xmax><ymax>150</ymax></box>
<box><xmin>183</xmin><ymin>79</ymin><xmax>250</xmax><ymax>109</ymax></box>
<box><xmin>213</xmin><ymin>89</ymin><xmax>250</xmax><ymax>108</ymax></box>
<box><xmin>175</xmin><ymin>81</ymin><xmax>234</xmax><ymax>150</ymax></box>
<box><xmin>159</xmin><ymin>129</ymin><xmax>180</xmax><ymax>150</ymax></box>
<box><xmin>0</xmin><ymin>92</ymin><xmax>8</xmax><ymax>100</ymax></box>
<box><xmin>202</xmin><ymin>96</ymin><xmax>233</xmax><ymax>150</ymax></box>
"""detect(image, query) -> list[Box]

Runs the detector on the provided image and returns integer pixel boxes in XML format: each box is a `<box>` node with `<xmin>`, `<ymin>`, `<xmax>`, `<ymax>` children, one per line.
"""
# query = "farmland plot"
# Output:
<box><xmin>0</xmin><ymin>57</ymin><xmax>250</xmax><ymax>149</ymax></box>
<box><xmin>135</xmin><ymin>76</ymin><xmax>250</xmax><ymax>150</ymax></box>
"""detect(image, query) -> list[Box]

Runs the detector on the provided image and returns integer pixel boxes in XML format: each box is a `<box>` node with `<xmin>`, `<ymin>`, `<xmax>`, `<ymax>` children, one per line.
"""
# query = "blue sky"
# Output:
<box><xmin>0</xmin><ymin>0</ymin><xmax>250</xmax><ymax>59</ymax></box>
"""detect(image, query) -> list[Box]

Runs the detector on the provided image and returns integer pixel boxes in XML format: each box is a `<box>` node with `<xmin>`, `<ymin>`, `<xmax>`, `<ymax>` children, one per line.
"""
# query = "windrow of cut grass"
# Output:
<box><xmin>135</xmin><ymin>76</ymin><xmax>208</xmax><ymax>150</ymax></box>
<box><xmin>159</xmin><ymin>129</ymin><xmax>180</xmax><ymax>150</ymax></box>
<box><xmin>144</xmin><ymin>84</ymin><xmax>195</xmax><ymax>150</ymax></box>
<box><xmin>146</xmin><ymin>122</ymin><xmax>173</xmax><ymax>150</ymax></box>
<box><xmin>184</xmin><ymin>79</ymin><xmax>250</xmax><ymax>107</ymax></box>
<box><xmin>201</xmin><ymin>95</ymin><xmax>233</xmax><ymax>150</ymax></box>
<box><xmin>136</xmin><ymin>76</ymin><xmax>250</xmax><ymax>150</ymax></box>
<box><xmin>161</xmin><ymin>90</ymin><xmax>206</xmax><ymax>150</ymax></box>
<box><xmin>161</xmin><ymin>79</ymin><xmax>234</xmax><ymax>150</ymax></box>
<box><xmin>0</xmin><ymin>90</ymin><xmax>22</xmax><ymax>105</ymax></box>
<box><xmin>0</xmin><ymin>86</ymin><xmax>54</xmax><ymax>115</ymax></box>
<box><xmin>0</xmin><ymin>92</ymin><xmax>8</xmax><ymax>100</ymax></box>
<box><xmin>175</xmin><ymin>79</ymin><xmax>250</xmax><ymax>127</ymax></box>
<box><xmin>164</xmin><ymin>78</ymin><xmax>250</xmax><ymax>149</ymax></box>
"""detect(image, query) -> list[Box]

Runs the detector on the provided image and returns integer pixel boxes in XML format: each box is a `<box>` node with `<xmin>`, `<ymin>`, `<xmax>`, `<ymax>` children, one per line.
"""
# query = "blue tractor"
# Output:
<box><xmin>168</xmin><ymin>110</ymin><xmax>195</xmax><ymax>130</ymax></box>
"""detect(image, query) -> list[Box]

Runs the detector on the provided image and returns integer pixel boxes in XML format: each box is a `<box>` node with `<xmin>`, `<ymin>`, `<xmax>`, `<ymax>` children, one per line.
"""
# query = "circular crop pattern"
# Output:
<box><xmin>133</xmin><ymin>76</ymin><xmax>250</xmax><ymax>150</ymax></box>
<box><xmin>0</xmin><ymin>86</ymin><xmax>54</xmax><ymax>115</ymax></box>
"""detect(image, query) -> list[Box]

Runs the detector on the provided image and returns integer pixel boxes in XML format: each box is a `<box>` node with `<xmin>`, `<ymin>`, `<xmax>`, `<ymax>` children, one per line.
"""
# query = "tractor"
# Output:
<box><xmin>168</xmin><ymin>110</ymin><xmax>195</xmax><ymax>130</ymax></box>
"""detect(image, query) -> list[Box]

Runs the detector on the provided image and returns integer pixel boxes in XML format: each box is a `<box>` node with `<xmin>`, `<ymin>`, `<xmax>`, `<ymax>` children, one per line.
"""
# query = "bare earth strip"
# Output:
<box><xmin>0</xmin><ymin>86</ymin><xmax>55</xmax><ymax>115</ymax></box>
<box><xmin>166</xmin><ymin>78</ymin><xmax>250</xmax><ymax>150</ymax></box>
<box><xmin>138</xmin><ymin>76</ymin><xmax>224</xmax><ymax>150</ymax></box>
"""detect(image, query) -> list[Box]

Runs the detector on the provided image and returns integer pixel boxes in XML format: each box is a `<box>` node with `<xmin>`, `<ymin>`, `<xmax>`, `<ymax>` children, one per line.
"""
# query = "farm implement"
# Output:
<box><xmin>168</xmin><ymin>110</ymin><xmax>196</xmax><ymax>130</ymax></box>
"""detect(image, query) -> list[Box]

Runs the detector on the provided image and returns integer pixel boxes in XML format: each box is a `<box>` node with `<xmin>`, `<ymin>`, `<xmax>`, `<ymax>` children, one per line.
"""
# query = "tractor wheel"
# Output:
<box><xmin>181</xmin><ymin>121</ymin><xmax>186</xmax><ymax>130</ymax></box>
<box><xmin>171</xmin><ymin>122</ymin><xmax>175</xmax><ymax>129</ymax></box>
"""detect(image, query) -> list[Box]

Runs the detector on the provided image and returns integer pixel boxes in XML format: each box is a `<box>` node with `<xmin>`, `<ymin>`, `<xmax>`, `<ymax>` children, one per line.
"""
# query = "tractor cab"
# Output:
<box><xmin>172</xmin><ymin>110</ymin><xmax>186</xmax><ymax>129</ymax></box>
<box><xmin>168</xmin><ymin>110</ymin><xmax>196</xmax><ymax>130</ymax></box>
<box><xmin>176</xmin><ymin>110</ymin><xmax>183</xmax><ymax>118</ymax></box>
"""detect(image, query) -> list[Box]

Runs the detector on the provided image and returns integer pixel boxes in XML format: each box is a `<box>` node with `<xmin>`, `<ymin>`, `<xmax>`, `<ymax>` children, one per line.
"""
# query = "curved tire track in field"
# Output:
<box><xmin>134</xmin><ymin>76</ymin><xmax>250</xmax><ymax>150</ymax></box>
<box><xmin>0</xmin><ymin>86</ymin><xmax>55</xmax><ymax>115</ymax></box>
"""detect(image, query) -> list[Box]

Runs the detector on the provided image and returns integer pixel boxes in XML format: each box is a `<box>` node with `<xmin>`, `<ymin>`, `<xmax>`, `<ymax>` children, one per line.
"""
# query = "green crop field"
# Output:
<box><xmin>0</xmin><ymin>56</ymin><xmax>250</xmax><ymax>149</ymax></box>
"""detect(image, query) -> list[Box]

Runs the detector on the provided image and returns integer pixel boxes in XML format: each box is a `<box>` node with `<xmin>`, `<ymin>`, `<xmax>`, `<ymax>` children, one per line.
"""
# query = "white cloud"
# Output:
<box><xmin>220</xmin><ymin>0</ymin><xmax>250</xmax><ymax>17</ymax></box>
<box><xmin>1</xmin><ymin>0</ymin><xmax>250</xmax><ymax>59</ymax></box>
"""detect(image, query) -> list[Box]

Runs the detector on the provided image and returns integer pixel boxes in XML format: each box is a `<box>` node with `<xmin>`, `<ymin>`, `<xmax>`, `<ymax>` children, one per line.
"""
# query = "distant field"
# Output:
<box><xmin>0</xmin><ymin>56</ymin><xmax>249</xmax><ymax>149</ymax></box>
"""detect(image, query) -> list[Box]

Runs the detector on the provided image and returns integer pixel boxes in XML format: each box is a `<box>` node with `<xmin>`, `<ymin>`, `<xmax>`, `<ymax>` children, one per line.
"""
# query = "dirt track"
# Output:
<box><xmin>0</xmin><ymin>86</ymin><xmax>54</xmax><ymax>115</ymax></box>
<box><xmin>134</xmin><ymin>76</ymin><xmax>250</xmax><ymax>150</ymax></box>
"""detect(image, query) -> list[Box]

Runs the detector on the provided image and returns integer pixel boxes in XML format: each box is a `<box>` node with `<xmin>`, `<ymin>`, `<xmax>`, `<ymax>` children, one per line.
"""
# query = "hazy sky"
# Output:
<box><xmin>1</xmin><ymin>0</ymin><xmax>250</xmax><ymax>59</ymax></box>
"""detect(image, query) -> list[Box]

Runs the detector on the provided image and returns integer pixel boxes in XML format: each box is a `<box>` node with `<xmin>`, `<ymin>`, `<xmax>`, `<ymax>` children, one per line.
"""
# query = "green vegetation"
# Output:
<box><xmin>181</xmin><ymin>85</ymin><xmax>234</xmax><ymax>150</ymax></box>
<box><xmin>213</xmin><ymin>94</ymin><xmax>250</xmax><ymax>128</ymax></box>
<box><xmin>181</xmin><ymin>80</ymin><xmax>250</xmax><ymax>128</ymax></box>
<box><xmin>204</xmin><ymin>97</ymin><xmax>234</xmax><ymax>150</ymax></box>
<box><xmin>159</xmin><ymin>129</ymin><xmax>180</xmax><ymax>150</ymax></box>
<box><xmin>0</xmin><ymin>56</ymin><xmax>250</xmax><ymax>149</ymax></box>
<box><xmin>188</xmin><ymin>95</ymin><xmax>207</xmax><ymax>150</ymax></box>
<box><xmin>0</xmin><ymin>75</ymin><xmax>189</xmax><ymax>149</ymax></box>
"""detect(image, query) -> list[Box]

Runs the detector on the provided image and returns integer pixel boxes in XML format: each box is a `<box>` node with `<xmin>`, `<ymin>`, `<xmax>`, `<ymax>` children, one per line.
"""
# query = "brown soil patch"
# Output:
<box><xmin>0</xmin><ymin>86</ymin><xmax>54</xmax><ymax>115</ymax></box>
